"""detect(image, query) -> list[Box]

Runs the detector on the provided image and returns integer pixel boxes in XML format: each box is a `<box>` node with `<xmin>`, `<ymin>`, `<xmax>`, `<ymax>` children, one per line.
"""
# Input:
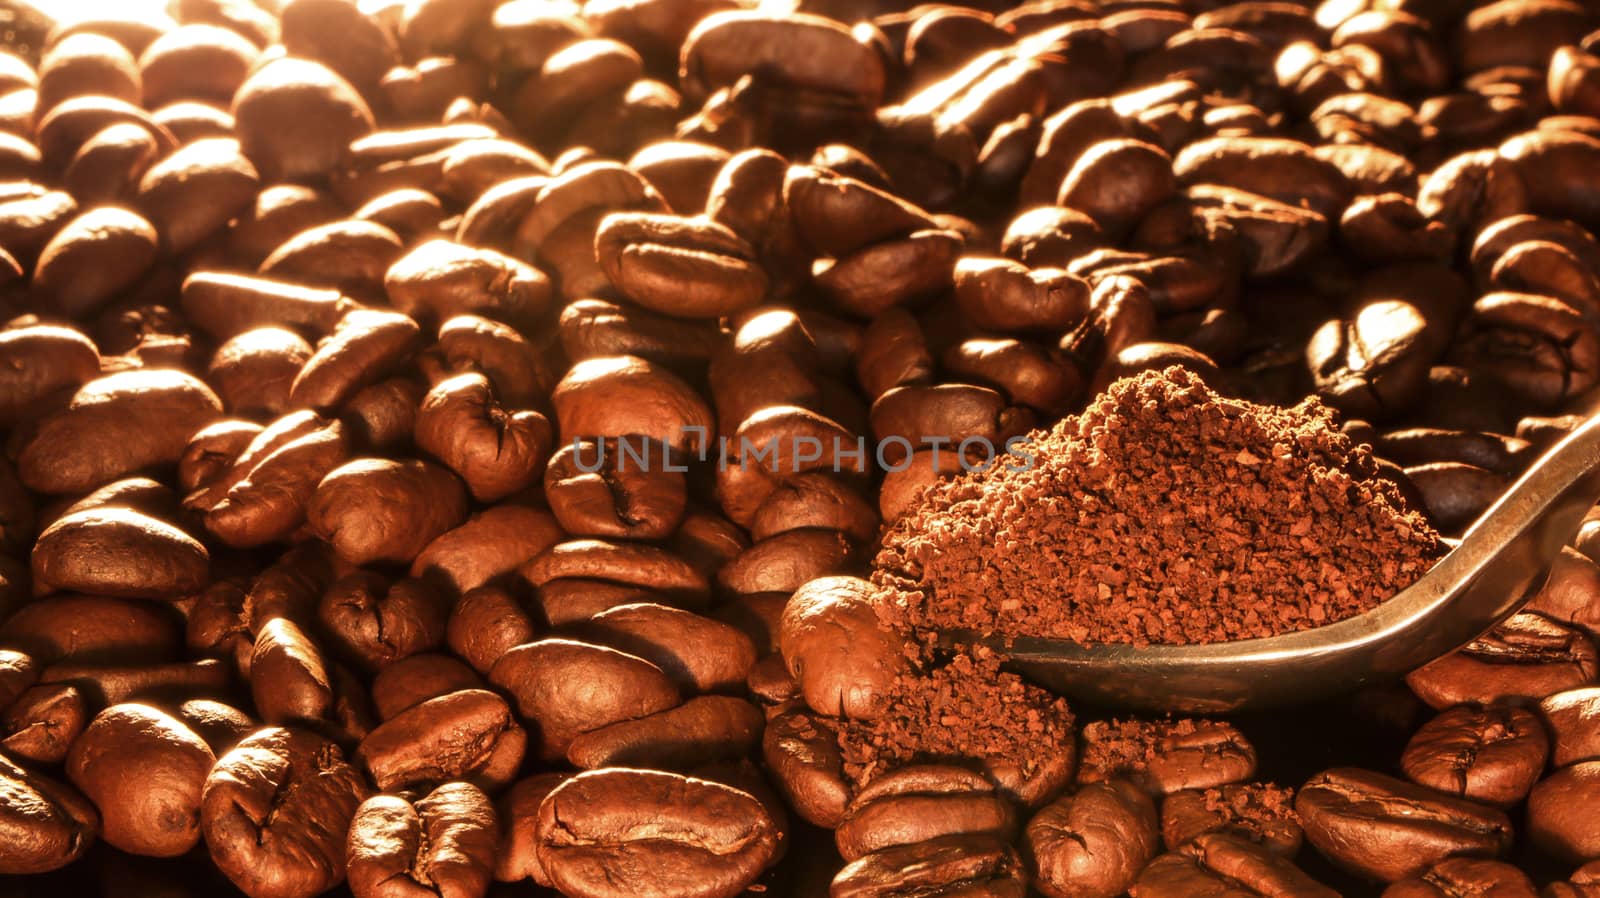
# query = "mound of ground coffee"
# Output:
<box><xmin>836</xmin><ymin>645</ymin><xmax>1074</xmax><ymax>792</ymax></box>
<box><xmin>872</xmin><ymin>367</ymin><xmax>1444</xmax><ymax>646</ymax></box>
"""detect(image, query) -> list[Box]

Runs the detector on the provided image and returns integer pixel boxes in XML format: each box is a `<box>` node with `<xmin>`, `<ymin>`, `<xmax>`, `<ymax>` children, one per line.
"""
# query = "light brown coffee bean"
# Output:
<box><xmin>534</xmin><ymin>767</ymin><xmax>782</xmax><ymax>898</ymax></box>
<box><xmin>356</xmin><ymin>688</ymin><xmax>525</xmax><ymax>792</ymax></box>
<box><xmin>1026</xmin><ymin>778</ymin><xmax>1163</xmax><ymax>898</ymax></box>
<box><xmin>347</xmin><ymin>782</ymin><xmax>498</xmax><ymax>898</ymax></box>
<box><xmin>307</xmin><ymin>458</ymin><xmax>469</xmax><ymax>566</ymax></box>
<box><xmin>0</xmin><ymin>751</ymin><xmax>97</xmax><ymax>874</ymax></box>
<box><xmin>595</xmin><ymin>212</ymin><xmax>768</xmax><ymax>318</ymax></box>
<box><xmin>1296</xmin><ymin>767</ymin><xmax>1513</xmax><ymax>881</ymax></box>
<box><xmin>15</xmin><ymin>369</ymin><xmax>223</xmax><ymax>495</ymax></box>
<box><xmin>780</xmin><ymin>576</ymin><xmax>912</xmax><ymax>721</ymax></box>
<box><xmin>1131</xmin><ymin>833</ymin><xmax>1338</xmax><ymax>898</ymax></box>
<box><xmin>1400</xmin><ymin>704</ymin><xmax>1548</xmax><ymax>807</ymax></box>
<box><xmin>0</xmin><ymin>325</ymin><xmax>99</xmax><ymax>426</ymax></box>
<box><xmin>489</xmin><ymin>637</ymin><xmax>681</xmax><ymax>761</ymax></box>
<box><xmin>65</xmin><ymin>703</ymin><xmax>214</xmax><ymax>857</ymax></box>
<box><xmin>231</xmin><ymin>57</ymin><xmax>374</xmax><ymax>182</ymax></box>
<box><xmin>1407</xmin><ymin>612</ymin><xmax>1599</xmax><ymax>708</ymax></box>
<box><xmin>202</xmin><ymin>726</ymin><xmax>368</xmax><ymax>898</ymax></box>
<box><xmin>32</xmin><ymin>507</ymin><xmax>208</xmax><ymax>599</ymax></box>
<box><xmin>412</xmin><ymin>505</ymin><xmax>565</xmax><ymax>597</ymax></box>
<box><xmin>565</xmin><ymin>694</ymin><xmax>763</xmax><ymax>770</ymax></box>
<box><xmin>838</xmin><ymin>764</ymin><xmax>1019</xmax><ymax>864</ymax></box>
<box><xmin>831</xmin><ymin>833</ymin><xmax>1028</xmax><ymax>898</ymax></box>
<box><xmin>414</xmin><ymin>372</ymin><xmax>551</xmax><ymax>503</ymax></box>
<box><xmin>384</xmin><ymin>239</ymin><xmax>552</xmax><ymax>327</ymax></box>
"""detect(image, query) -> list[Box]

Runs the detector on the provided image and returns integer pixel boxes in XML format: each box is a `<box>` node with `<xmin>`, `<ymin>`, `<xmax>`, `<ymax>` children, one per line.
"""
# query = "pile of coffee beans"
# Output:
<box><xmin>4</xmin><ymin>0</ymin><xmax>1600</xmax><ymax>895</ymax></box>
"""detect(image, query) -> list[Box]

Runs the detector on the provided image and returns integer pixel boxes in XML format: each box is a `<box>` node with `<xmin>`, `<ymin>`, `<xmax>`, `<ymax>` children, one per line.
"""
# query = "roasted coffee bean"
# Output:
<box><xmin>552</xmin><ymin>355</ymin><xmax>714</xmax><ymax>455</ymax></box>
<box><xmin>816</xmin><ymin>228</ymin><xmax>966</xmax><ymax>318</ymax></box>
<box><xmin>1160</xmin><ymin>784</ymin><xmax>1302</xmax><ymax>857</ymax></box>
<box><xmin>290</xmin><ymin>309</ymin><xmax>424</xmax><ymax>411</ymax></box>
<box><xmin>369</xmin><ymin>653</ymin><xmax>483</xmax><ymax>721</ymax></box>
<box><xmin>180</xmin><ymin>271</ymin><xmax>352</xmax><ymax>340</ymax></box>
<box><xmin>201</xmin><ymin>726</ymin><xmax>368</xmax><ymax>898</ymax></box>
<box><xmin>342</xmin><ymin>377</ymin><xmax>428</xmax><ymax>450</ymax></box>
<box><xmin>763</xmin><ymin>706</ymin><xmax>850</xmax><ymax>829</ymax></box>
<box><xmin>384</xmin><ymin>239</ymin><xmax>551</xmax><ymax>327</ymax></box>
<box><xmin>60</xmin><ymin>126</ymin><xmax>155</xmax><ymax>204</ymax></box>
<box><xmin>65</xmin><ymin>703</ymin><xmax>214</xmax><ymax>858</ymax></box>
<box><xmin>32</xmin><ymin>507</ymin><xmax>209</xmax><ymax>599</ymax></box>
<box><xmin>424</xmin><ymin>313</ymin><xmax>552</xmax><ymax>408</ymax></box>
<box><xmin>1296</xmin><ymin>768</ymin><xmax>1513</xmax><ymax>882</ymax></box>
<box><xmin>1400</xmin><ymin>704</ymin><xmax>1548</xmax><ymax>807</ymax></box>
<box><xmin>488</xmin><ymin>638</ymin><xmax>681</xmax><ymax>761</ymax></box>
<box><xmin>781</xmin><ymin>577</ymin><xmax>912</xmax><ymax>721</ymax></box>
<box><xmin>1380</xmin><ymin>858</ymin><xmax>1537</xmax><ymax>898</ymax></box>
<box><xmin>834</xmin><ymin>764</ymin><xmax>1018</xmax><ymax>864</ymax></box>
<box><xmin>31</xmin><ymin>652</ymin><xmax>227</xmax><ymax>705</ymax></box>
<box><xmin>2</xmin><ymin>683</ymin><xmax>87</xmax><ymax>764</ymax></box>
<box><xmin>231</xmin><ymin>57</ymin><xmax>374</xmax><ymax>183</ymax></box>
<box><xmin>207</xmin><ymin>328</ymin><xmax>314</xmax><ymax>417</ymax></box>
<box><xmin>172</xmin><ymin>698</ymin><xmax>255</xmax><ymax>756</ymax></box>
<box><xmin>1406</xmin><ymin>461</ymin><xmax>1510</xmax><ymax>532</ymax></box>
<box><xmin>356</xmin><ymin>688</ymin><xmax>524</xmax><ymax>792</ymax></box>
<box><xmin>831</xmin><ymin>833</ymin><xmax>1027</xmax><ymax>898</ymax></box>
<box><xmin>952</xmin><ymin>256</ymin><xmax>1090</xmax><ymax>334</ymax></box>
<box><xmin>542</xmin><ymin>437</ymin><xmax>687</xmax><ymax>540</ymax></box>
<box><xmin>565</xmin><ymin>694</ymin><xmax>763</xmax><ymax>770</ymax></box>
<box><xmin>442</xmin><ymin>585</ymin><xmax>536</xmax><ymax>677</ymax></box>
<box><xmin>136</xmin><ymin>137</ymin><xmax>259</xmax><ymax>254</ymax></box>
<box><xmin>1131</xmin><ymin>833</ymin><xmax>1338</xmax><ymax>898</ymax></box>
<box><xmin>346</xmin><ymin>782</ymin><xmax>498</xmax><ymax>898</ymax></box>
<box><xmin>16</xmin><ymin>369</ymin><xmax>223</xmax><ymax>495</ymax></box>
<box><xmin>31</xmin><ymin>206</ymin><xmax>158</xmax><ymax>317</ymax></box>
<box><xmin>318</xmin><ymin>571</ymin><xmax>447</xmax><ymax>671</ymax></box>
<box><xmin>1059</xmin><ymin>139</ymin><xmax>1176</xmax><ymax>239</ymax></box>
<box><xmin>1529</xmin><ymin>760</ymin><xmax>1600</xmax><ymax>862</ymax></box>
<box><xmin>140</xmin><ymin>23</ymin><xmax>261</xmax><ymax>108</ymax></box>
<box><xmin>1499</xmin><ymin>130</ymin><xmax>1600</xmax><ymax>228</ymax></box>
<box><xmin>534</xmin><ymin>767</ymin><xmax>782</xmax><ymax>898</ymax></box>
<box><xmin>573</xmin><ymin>602</ymin><xmax>757</xmax><ymax>694</ymax></box>
<box><xmin>307</xmin><ymin>458</ymin><xmax>469</xmax><ymax>566</ymax></box>
<box><xmin>1308</xmin><ymin>300</ymin><xmax>1441</xmax><ymax>420</ymax></box>
<box><xmin>0</xmin><ymin>751</ymin><xmax>97</xmax><ymax>874</ymax></box>
<box><xmin>250</xmin><ymin>617</ymin><xmax>333</xmax><ymax>725</ymax></box>
<box><xmin>205</xmin><ymin>420</ymin><xmax>349</xmax><ymax>549</ymax></box>
<box><xmin>1407</xmin><ymin>612</ymin><xmax>1600</xmax><ymax>709</ymax></box>
<box><xmin>187</xmin><ymin>410</ymin><xmax>326</xmax><ymax>513</ymax></box>
<box><xmin>595</xmin><ymin>212</ymin><xmax>767</xmax><ymax>318</ymax></box>
<box><xmin>1026</xmin><ymin>778</ymin><xmax>1159</xmax><ymax>898</ymax></box>
<box><xmin>0</xmin><ymin>324</ymin><xmax>99</xmax><ymax>426</ymax></box>
<box><xmin>493</xmin><ymin>771</ymin><xmax>566</xmax><ymax>887</ymax></box>
<box><xmin>1541</xmin><ymin>687</ymin><xmax>1600</xmax><ymax>766</ymax></box>
<box><xmin>414</xmin><ymin>372</ymin><xmax>551</xmax><ymax>503</ymax></box>
<box><xmin>719</xmin><ymin>529</ymin><xmax>855</xmax><ymax>596</ymax></box>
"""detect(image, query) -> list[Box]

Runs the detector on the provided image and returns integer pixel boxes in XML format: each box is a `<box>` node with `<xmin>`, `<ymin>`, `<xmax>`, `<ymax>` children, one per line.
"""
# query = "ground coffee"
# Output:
<box><xmin>836</xmin><ymin>645</ymin><xmax>1074</xmax><ymax>795</ymax></box>
<box><xmin>872</xmin><ymin>367</ymin><xmax>1444</xmax><ymax>646</ymax></box>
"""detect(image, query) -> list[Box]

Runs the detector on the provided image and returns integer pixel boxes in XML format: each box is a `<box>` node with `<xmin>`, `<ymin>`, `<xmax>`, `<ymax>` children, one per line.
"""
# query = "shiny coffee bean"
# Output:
<box><xmin>1296</xmin><ymin>768</ymin><xmax>1513</xmax><ymax>882</ymax></box>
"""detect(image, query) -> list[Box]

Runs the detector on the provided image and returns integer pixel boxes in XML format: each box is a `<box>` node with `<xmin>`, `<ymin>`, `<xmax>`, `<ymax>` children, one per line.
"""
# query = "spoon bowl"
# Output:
<box><xmin>989</xmin><ymin>412</ymin><xmax>1600</xmax><ymax>713</ymax></box>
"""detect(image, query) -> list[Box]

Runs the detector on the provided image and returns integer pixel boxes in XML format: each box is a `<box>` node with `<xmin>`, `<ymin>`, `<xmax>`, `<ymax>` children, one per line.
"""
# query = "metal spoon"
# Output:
<box><xmin>990</xmin><ymin>412</ymin><xmax>1600</xmax><ymax>713</ymax></box>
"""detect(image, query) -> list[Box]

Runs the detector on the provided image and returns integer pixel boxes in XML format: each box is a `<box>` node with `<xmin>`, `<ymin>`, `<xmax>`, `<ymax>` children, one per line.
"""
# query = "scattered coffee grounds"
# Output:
<box><xmin>1076</xmin><ymin>717</ymin><xmax>1256</xmax><ymax>794</ymax></box>
<box><xmin>1160</xmin><ymin>783</ymin><xmax>1302</xmax><ymax>854</ymax></box>
<box><xmin>836</xmin><ymin>645</ymin><xmax>1073</xmax><ymax>790</ymax></box>
<box><xmin>872</xmin><ymin>367</ymin><xmax>1444</xmax><ymax>646</ymax></box>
